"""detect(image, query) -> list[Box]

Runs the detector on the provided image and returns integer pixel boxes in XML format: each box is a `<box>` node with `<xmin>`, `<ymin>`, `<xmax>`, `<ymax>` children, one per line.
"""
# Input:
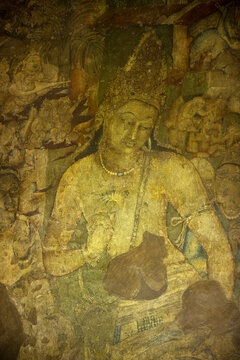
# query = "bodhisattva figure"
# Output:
<box><xmin>43</xmin><ymin>33</ymin><xmax>234</xmax><ymax>359</ymax></box>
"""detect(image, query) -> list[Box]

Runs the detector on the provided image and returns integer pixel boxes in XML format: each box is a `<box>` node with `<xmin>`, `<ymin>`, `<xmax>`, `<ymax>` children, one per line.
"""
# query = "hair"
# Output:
<box><xmin>177</xmin><ymin>280</ymin><xmax>240</xmax><ymax>353</ymax></box>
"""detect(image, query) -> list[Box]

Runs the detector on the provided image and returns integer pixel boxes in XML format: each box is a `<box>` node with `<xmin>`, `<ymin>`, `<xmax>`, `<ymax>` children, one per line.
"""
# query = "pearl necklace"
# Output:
<box><xmin>219</xmin><ymin>204</ymin><xmax>240</xmax><ymax>220</ymax></box>
<box><xmin>99</xmin><ymin>152</ymin><xmax>137</xmax><ymax>177</ymax></box>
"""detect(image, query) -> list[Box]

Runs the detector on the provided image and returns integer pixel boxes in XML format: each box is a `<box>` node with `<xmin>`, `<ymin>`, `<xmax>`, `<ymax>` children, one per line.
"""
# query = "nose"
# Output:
<box><xmin>129</xmin><ymin>124</ymin><xmax>138</xmax><ymax>140</ymax></box>
<box><xmin>4</xmin><ymin>192</ymin><xmax>17</xmax><ymax>212</ymax></box>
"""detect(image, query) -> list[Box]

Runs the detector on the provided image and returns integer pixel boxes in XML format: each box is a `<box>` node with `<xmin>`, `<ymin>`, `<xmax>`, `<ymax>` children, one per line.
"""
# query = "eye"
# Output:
<box><xmin>119</xmin><ymin>116</ymin><xmax>135</xmax><ymax>126</ymax></box>
<box><xmin>139</xmin><ymin>125</ymin><xmax>152</xmax><ymax>131</ymax></box>
<box><xmin>231</xmin><ymin>175</ymin><xmax>240</xmax><ymax>182</ymax></box>
<box><xmin>216</xmin><ymin>171</ymin><xmax>229</xmax><ymax>179</ymax></box>
<box><xmin>193</xmin><ymin>113</ymin><xmax>202</xmax><ymax>119</ymax></box>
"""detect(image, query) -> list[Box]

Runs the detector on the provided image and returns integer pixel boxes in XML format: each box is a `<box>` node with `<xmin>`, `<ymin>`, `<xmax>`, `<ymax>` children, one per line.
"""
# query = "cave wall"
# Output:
<box><xmin>0</xmin><ymin>1</ymin><xmax>240</xmax><ymax>359</ymax></box>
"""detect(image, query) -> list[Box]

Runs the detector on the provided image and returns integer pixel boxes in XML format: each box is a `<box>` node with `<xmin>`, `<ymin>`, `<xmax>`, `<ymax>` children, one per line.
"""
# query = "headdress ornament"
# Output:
<box><xmin>97</xmin><ymin>31</ymin><xmax>168</xmax><ymax>120</ymax></box>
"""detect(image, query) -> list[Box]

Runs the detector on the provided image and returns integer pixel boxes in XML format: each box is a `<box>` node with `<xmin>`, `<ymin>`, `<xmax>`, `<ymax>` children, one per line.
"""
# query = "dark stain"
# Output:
<box><xmin>0</xmin><ymin>283</ymin><xmax>25</xmax><ymax>360</ymax></box>
<box><xmin>177</xmin><ymin>280</ymin><xmax>240</xmax><ymax>355</ymax></box>
<box><xmin>27</xmin><ymin>308</ymin><xmax>37</xmax><ymax>326</ymax></box>
<box><xmin>103</xmin><ymin>231</ymin><xmax>168</xmax><ymax>300</ymax></box>
<box><xmin>95</xmin><ymin>5</ymin><xmax>183</xmax><ymax>29</ymax></box>
<box><xmin>177</xmin><ymin>0</ymin><xmax>232</xmax><ymax>26</ymax></box>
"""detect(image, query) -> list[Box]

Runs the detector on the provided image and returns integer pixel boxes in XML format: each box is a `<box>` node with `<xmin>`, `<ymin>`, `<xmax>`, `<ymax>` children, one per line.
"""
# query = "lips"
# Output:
<box><xmin>123</xmin><ymin>140</ymin><xmax>136</xmax><ymax>148</ymax></box>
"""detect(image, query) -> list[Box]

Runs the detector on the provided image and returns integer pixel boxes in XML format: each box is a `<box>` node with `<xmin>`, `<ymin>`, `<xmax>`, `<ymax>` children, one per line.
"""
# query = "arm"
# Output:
<box><xmin>188</xmin><ymin>208</ymin><xmax>234</xmax><ymax>299</ymax></box>
<box><xmin>43</xmin><ymin>165</ymin><xmax>86</xmax><ymax>276</ymax></box>
<box><xmin>160</xmin><ymin>154</ymin><xmax>234</xmax><ymax>299</ymax></box>
<box><xmin>43</xmin><ymin>161</ymin><xmax>113</xmax><ymax>276</ymax></box>
<box><xmin>9</xmin><ymin>81</ymin><xmax>69</xmax><ymax>97</ymax></box>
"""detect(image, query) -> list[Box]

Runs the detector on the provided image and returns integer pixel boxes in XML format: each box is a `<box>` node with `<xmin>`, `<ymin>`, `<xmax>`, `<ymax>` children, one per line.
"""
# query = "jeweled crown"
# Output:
<box><xmin>98</xmin><ymin>31</ymin><xmax>168</xmax><ymax>118</ymax></box>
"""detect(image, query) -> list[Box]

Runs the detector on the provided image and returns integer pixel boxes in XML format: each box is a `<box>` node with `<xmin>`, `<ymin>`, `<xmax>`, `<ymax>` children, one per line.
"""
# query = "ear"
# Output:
<box><xmin>99</xmin><ymin>106</ymin><xmax>118</xmax><ymax>135</ymax></box>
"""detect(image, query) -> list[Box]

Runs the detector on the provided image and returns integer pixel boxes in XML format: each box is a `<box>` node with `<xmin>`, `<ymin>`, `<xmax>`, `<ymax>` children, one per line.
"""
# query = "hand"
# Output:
<box><xmin>86</xmin><ymin>213</ymin><xmax>113</xmax><ymax>264</ymax></box>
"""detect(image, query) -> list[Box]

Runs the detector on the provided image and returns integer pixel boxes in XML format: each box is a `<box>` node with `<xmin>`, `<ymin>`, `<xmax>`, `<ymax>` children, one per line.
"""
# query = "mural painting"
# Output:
<box><xmin>0</xmin><ymin>1</ymin><xmax>240</xmax><ymax>359</ymax></box>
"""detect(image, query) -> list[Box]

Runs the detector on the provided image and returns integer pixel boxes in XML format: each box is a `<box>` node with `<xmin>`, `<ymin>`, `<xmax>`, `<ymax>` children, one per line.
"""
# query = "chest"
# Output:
<box><xmin>79</xmin><ymin>169</ymin><xmax>168</xmax><ymax>256</ymax></box>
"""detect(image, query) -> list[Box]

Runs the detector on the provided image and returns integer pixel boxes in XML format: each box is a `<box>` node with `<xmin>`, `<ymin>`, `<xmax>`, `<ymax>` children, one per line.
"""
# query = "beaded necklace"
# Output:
<box><xmin>219</xmin><ymin>204</ymin><xmax>240</xmax><ymax>221</ymax></box>
<box><xmin>99</xmin><ymin>152</ymin><xmax>139</xmax><ymax>177</ymax></box>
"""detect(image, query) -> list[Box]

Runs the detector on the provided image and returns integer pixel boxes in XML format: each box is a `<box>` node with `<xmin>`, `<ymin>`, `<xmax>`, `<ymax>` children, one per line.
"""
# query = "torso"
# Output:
<box><xmin>72</xmin><ymin>151</ymin><xmax>199</xmax><ymax>285</ymax></box>
<box><xmin>53</xmin><ymin>150</ymin><xmax>203</xmax><ymax>358</ymax></box>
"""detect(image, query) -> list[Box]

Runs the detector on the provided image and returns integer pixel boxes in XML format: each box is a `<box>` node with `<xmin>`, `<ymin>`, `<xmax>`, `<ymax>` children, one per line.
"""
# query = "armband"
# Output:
<box><xmin>170</xmin><ymin>203</ymin><xmax>213</xmax><ymax>250</ymax></box>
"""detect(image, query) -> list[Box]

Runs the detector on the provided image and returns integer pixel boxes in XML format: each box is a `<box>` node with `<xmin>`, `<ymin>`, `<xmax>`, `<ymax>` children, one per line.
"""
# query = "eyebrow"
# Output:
<box><xmin>217</xmin><ymin>163</ymin><xmax>240</xmax><ymax>170</ymax></box>
<box><xmin>119</xmin><ymin>112</ymin><xmax>136</xmax><ymax>117</ymax></box>
<box><xmin>120</xmin><ymin>113</ymin><xmax>154</xmax><ymax>121</ymax></box>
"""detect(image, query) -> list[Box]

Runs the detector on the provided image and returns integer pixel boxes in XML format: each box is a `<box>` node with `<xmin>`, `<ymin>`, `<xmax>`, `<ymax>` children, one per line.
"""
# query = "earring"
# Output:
<box><xmin>143</xmin><ymin>138</ymin><xmax>152</xmax><ymax>152</ymax></box>
<box><xmin>147</xmin><ymin>137</ymin><xmax>152</xmax><ymax>151</ymax></box>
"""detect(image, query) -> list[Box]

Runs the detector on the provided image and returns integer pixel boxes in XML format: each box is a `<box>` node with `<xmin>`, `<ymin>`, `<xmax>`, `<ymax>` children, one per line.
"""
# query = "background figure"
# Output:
<box><xmin>0</xmin><ymin>171</ymin><xmax>19</xmax><ymax>233</ymax></box>
<box><xmin>215</xmin><ymin>144</ymin><xmax>240</xmax><ymax>223</ymax></box>
<box><xmin>214</xmin><ymin>143</ymin><xmax>240</xmax><ymax>306</ymax></box>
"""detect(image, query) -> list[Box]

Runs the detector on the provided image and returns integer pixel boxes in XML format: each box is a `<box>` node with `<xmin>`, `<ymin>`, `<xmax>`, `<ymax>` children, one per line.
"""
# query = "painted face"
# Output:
<box><xmin>104</xmin><ymin>100</ymin><xmax>158</xmax><ymax>154</ymax></box>
<box><xmin>0</xmin><ymin>174</ymin><xmax>19</xmax><ymax>232</ymax></box>
<box><xmin>24</xmin><ymin>55</ymin><xmax>42</xmax><ymax>74</ymax></box>
<box><xmin>215</xmin><ymin>164</ymin><xmax>240</xmax><ymax>219</ymax></box>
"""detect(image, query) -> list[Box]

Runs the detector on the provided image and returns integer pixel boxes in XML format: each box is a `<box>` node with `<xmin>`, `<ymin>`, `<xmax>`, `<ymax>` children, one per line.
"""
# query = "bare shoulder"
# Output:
<box><xmin>149</xmin><ymin>150</ymin><xmax>201</xmax><ymax>186</ymax></box>
<box><xmin>149</xmin><ymin>150</ymin><xmax>207</xmax><ymax>210</ymax></box>
<box><xmin>68</xmin><ymin>153</ymin><xmax>96</xmax><ymax>173</ymax></box>
<box><xmin>59</xmin><ymin>153</ymin><xmax>96</xmax><ymax>187</ymax></box>
<box><xmin>149</xmin><ymin>150</ymin><xmax>192</xmax><ymax>170</ymax></box>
